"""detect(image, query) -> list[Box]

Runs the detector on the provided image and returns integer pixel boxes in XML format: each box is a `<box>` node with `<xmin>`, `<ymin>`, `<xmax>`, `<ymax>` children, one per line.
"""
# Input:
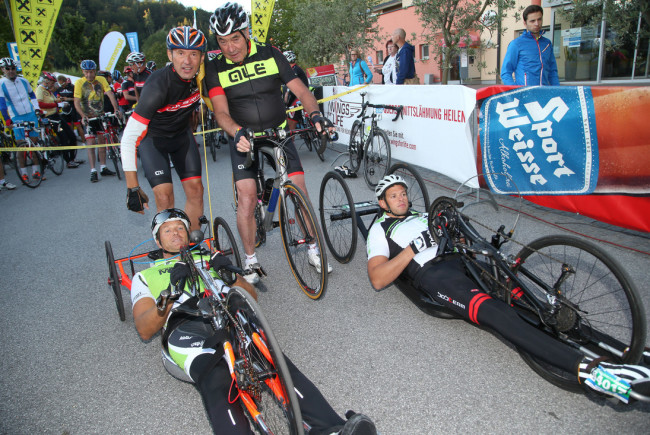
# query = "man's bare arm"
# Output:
<box><xmin>367</xmin><ymin>246</ymin><xmax>415</xmax><ymax>290</ymax></box>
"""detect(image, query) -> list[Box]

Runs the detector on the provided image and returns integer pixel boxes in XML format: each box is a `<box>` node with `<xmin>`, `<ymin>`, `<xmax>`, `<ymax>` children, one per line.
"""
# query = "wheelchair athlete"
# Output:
<box><xmin>131</xmin><ymin>209</ymin><xmax>377</xmax><ymax>435</ymax></box>
<box><xmin>366</xmin><ymin>175</ymin><xmax>650</xmax><ymax>404</ymax></box>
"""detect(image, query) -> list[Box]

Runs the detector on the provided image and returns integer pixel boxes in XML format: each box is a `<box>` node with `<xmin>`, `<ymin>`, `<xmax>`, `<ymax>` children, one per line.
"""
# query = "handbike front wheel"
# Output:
<box><xmin>363</xmin><ymin>129</ymin><xmax>391</xmax><ymax>189</ymax></box>
<box><xmin>226</xmin><ymin>286</ymin><xmax>304</xmax><ymax>435</ymax></box>
<box><xmin>105</xmin><ymin>240</ymin><xmax>125</xmax><ymax>321</ymax></box>
<box><xmin>280</xmin><ymin>183</ymin><xmax>328</xmax><ymax>299</ymax></box>
<box><xmin>212</xmin><ymin>216</ymin><xmax>243</xmax><ymax>269</ymax></box>
<box><xmin>512</xmin><ymin>235</ymin><xmax>647</xmax><ymax>391</ymax></box>
<box><xmin>319</xmin><ymin>170</ymin><xmax>357</xmax><ymax>263</ymax></box>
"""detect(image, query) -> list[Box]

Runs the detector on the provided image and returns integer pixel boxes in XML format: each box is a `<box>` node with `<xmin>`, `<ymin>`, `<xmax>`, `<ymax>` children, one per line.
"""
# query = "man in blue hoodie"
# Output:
<box><xmin>392</xmin><ymin>28</ymin><xmax>417</xmax><ymax>84</ymax></box>
<box><xmin>501</xmin><ymin>5</ymin><xmax>559</xmax><ymax>86</ymax></box>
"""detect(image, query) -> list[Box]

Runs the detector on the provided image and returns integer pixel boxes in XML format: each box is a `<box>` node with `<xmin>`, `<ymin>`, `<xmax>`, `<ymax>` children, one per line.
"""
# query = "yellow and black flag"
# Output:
<box><xmin>251</xmin><ymin>0</ymin><xmax>274</xmax><ymax>43</ymax></box>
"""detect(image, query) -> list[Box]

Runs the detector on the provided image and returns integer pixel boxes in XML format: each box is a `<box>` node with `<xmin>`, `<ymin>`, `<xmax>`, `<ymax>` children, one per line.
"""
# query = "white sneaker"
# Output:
<box><xmin>0</xmin><ymin>181</ymin><xmax>16</xmax><ymax>190</ymax></box>
<box><xmin>307</xmin><ymin>250</ymin><xmax>333</xmax><ymax>274</ymax></box>
<box><xmin>242</xmin><ymin>262</ymin><xmax>266</xmax><ymax>285</ymax></box>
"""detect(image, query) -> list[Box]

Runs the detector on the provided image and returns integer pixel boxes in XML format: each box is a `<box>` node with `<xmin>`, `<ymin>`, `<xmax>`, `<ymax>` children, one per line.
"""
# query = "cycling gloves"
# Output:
<box><xmin>126</xmin><ymin>186</ymin><xmax>149</xmax><ymax>212</ymax></box>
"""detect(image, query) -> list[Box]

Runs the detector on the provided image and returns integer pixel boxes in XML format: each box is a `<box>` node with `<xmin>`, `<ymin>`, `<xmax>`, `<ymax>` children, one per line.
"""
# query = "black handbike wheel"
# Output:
<box><xmin>226</xmin><ymin>286</ymin><xmax>304</xmax><ymax>434</ymax></box>
<box><xmin>512</xmin><ymin>235</ymin><xmax>646</xmax><ymax>392</ymax></box>
<box><xmin>105</xmin><ymin>240</ymin><xmax>126</xmax><ymax>321</ymax></box>
<box><xmin>363</xmin><ymin>129</ymin><xmax>391</xmax><ymax>189</ymax></box>
<box><xmin>319</xmin><ymin>170</ymin><xmax>357</xmax><ymax>263</ymax></box>
<box><xmin>426</xmin><ymin>196</ymin><xmax>461</xmax><ymax>246</ymax></box>
<box><xmin>348</xmin><ymin>120</ymin><xmax>362</xmax><ymax>173</ymax></box>
<box><xmin>212</xmin><ymin>216</ymin><xmax>243</xmax><ymax>269</ymax></box>
<box><xmin>388</xmin><ymin>162</ymin><xmax>430</xmax><ymax>213</ymax></box>
<box><xmin>280</xmin><ymin>183</ymin><xmax>328</xmax><ymax>299</ymax></box>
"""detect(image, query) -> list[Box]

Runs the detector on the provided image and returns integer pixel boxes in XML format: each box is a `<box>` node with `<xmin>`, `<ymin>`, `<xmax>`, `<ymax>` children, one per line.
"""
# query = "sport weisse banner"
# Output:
<box><xmin>481</xmin><ymin>86</ymin><xmax>599</xmax><ymax>195</ymax></box>
<box><xmin>99</xmin><ymin>31</ymin><xmax>127</xmax><ymax>72</ymax></box>
<box><xmin>10</xmin><ymin>0</ymin><xmax>63</xmax><ymax>87</ymax></box>
<box><xmin>251</xmin><ymin>0</ymin><xmax>274</xmax><ymax>43</ymax></box>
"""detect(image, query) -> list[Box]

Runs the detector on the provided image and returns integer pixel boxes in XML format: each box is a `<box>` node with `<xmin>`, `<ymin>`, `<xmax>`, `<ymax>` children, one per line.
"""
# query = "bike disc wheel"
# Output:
<box><xmin>363</xmin><ymin>129</ymin><xmax>391</xmax><ymax>189</ymax></box>
<box><xmin>226</xmin><ymin>286</ymin><xmax>304</xmax><ymax>435</ymax></box>
<box><xmin>319</xmin><ymin>170</ymin><xmax>357</xmax><ymax>263</ymax></box>
<box><xmin>348</xmin><ymin>121</ymin><xmax>362</xmax><ymax>173</ymax></box>
<box><xmin>212</xmin><ymin>216</ymin><xmax>243</xmax><ymax>269</ymax></box>
<box><xmin>14</xmin><ymin>150</ymin><xmax>44</xmax><ymax>188</ymax></box>
<box><xmin>105</xmin><ymin>240</ymin><xmax>125</xmax><ymax>321</ymax></box>
<box><xmin>513</xmin><ymin>235</ymin><xmax>646</xmax><ymax>391</ymax></box>
<box><xmin>388</xmin><ymin>163</ymin><xmax>430</xmax><ymax>213</ymax></box>
<box><xmin>280</xmin><ymin>183</ymin><xmax>328</xmax><ymax>299</ymax></box>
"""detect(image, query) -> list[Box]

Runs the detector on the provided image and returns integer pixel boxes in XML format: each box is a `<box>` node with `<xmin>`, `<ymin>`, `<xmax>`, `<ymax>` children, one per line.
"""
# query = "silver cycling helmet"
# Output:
<box><xmin>126</xmin><ymin>52</ymin><xmax>146</xmax><ymax>64</ymax></box>
<box><xmin>151</xmin><ymin>208</ymin><xmax>190</xmax><ymax>241</ymax></box>
<box><xmin>210</xmin><ymin>2</ymin><xmax>249</xmax><ymax>37</ymax></box>
<box><xmin>375</xmin><ymin>174</ymin><xmax>407</xmax><ymax>200</ymax></box>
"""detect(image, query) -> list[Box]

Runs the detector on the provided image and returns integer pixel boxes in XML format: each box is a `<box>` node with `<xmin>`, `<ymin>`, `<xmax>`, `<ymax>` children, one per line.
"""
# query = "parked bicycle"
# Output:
<box><xmin>348</xmin><ymin>92</ymin><xmax>402</xmax><ymax>188</ymax></box>
<box><xmin>10</xmin><ymin>120</ymin><xmax>63</xmax><ymax>188</ymax></box>
<box><xmin>86</xmin><ymin>113</ymin><xmax>123</xmax><ymax>179</ymax></box>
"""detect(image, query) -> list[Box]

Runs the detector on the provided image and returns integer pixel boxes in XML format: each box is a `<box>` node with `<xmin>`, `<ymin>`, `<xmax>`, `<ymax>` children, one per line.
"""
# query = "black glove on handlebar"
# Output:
<box><xmin>233</xmin><ymin>128</ymin><xmax>250</xmax><ymax>148</ymax></box>
<box><xmin>209</xmin><ymin>252</ymin><xmax>232</xmax><ymax>270</ymax></box>
<box><xmin>126</xmin><ymin>187</ymin><xmax>149</xmax><ymax>212</ymax></box>
<box><xmin>409</xmin><ymin>230</ymin><xmax>436</xmax><ymax>254</ymax></box>
<box><xmin>170</xmin><ymin>261</ymin><xmax>191</xmax><ymax>294</ymax></box>
<box><xmin>310</xmin><ymin>112</ymin><xmax>332</xmax><ymax>133</ymax></box>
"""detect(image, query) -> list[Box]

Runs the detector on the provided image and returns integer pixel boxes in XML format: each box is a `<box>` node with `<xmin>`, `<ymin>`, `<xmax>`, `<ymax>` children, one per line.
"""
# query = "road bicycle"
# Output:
<box><xmin>39</xmin><ymin>117</ymin><xmax>65</xmax><ymax>176</ymax></box>
<box><xmin>86</xmin><ymin>113</ymin><xmax>123</xmax><ymax>179</ymax></box>
<box><xmin>348</xmin><ymin>93</ymin><xmax>402</xmax><ymax>188</ymax></box>
<box><xmin>232</xmin><ymin>127</ymin><xmax>331</xmax><ymax>299</ymax></box>
<box><xmin>105</xmin><ymin>218</ymin><xmax>304</xmax><ymax>433</ymax></box>
<box><xmin>10</xmin><ymin>120</ymin><xmax>63</xmax><ymax>188</ymax></box>
<box><xmin>288</xmin><ymin>102</ymin><xmax>326</xmax><ymax>161</ymax></box>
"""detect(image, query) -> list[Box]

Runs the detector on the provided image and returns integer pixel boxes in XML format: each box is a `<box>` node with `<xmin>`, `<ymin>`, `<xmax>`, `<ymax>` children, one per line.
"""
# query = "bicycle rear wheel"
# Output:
<box><xmin>312</xmin><ymin>132</ymin><xmax>326</xmax><ymax>161</ymax></box>
<box><xmin>319</xmin><ymin>170</ymin><xmax>357</xmax><ymax>263</ymax></box>
<box><xmin>105</xmin><ymin>240</ymin><xmax>125</xmax><ymax>321</ymax></box>
<box><xmin>348</xmin><ymin>121</ymin><xmax>362</xmax><ymax>173</ymax></box>
<box><xmin>43</xmin><ymin>138</ymin><xmax>64</xmax><ymax>176</ymax></box>
<box><xmin>212</xmin><ymin>216</ymin><xmax>243</xmax><ymax>269</ymax></box>
<box><xmin>512</xmin><ymin>235</ymin><xmax>646</xmax><ymax>391</ymax></box>
<box><xmin>363</xmin><ymin>129</ymin><xmax>391</xmax><ymax>189</ymax></box>
<box><xmin>14</xmin><ymin>149</ymin><xmax>44</xmax><ymax>188</ymax></box>
<box><xmin>226</xmin><ymin>286</ymin><xmax>303</xmax><ymax>434</ymax></box>
<box><xmin>388</xmin><ymin>163</ymin><xmax>430</xmax><ymax>213</ymax></box>
<box><xmin>107</xmin><ymin>132</ymin><xmax>122</xmax><ymax>179</ymax></box>
<box><xmin>280</xmin><ymin>183</ymin><xmax>328</xmax><ymax>299</ymax></box>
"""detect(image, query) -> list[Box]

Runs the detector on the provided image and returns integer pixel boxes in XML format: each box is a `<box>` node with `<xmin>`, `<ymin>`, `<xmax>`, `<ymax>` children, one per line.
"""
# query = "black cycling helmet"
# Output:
<box><xmin>166</xmin><ymin>26</ymin><xmax>207</xmax><ymax>52</ymax></box>
<box><xmin>210</xmin><ymin>2</ymin><xmax>249</xmax><ymax>37</ymax></box>
<box><xmin>151</xmin><ymin>208</ymin><xmax>190</xmax><ymax>241</ymax></box>
<box><xmin>112</xmin><ymin>70</ymin><xmax>122</xmax><ymax>81</ymax></box>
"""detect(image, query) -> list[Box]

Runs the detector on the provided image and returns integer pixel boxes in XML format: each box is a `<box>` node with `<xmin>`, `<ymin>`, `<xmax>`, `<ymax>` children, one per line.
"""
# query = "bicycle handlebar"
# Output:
<box><xmin>357</xmin><ymin>103</ymin><xmax>404</xmax><ymax>122</ymax></box>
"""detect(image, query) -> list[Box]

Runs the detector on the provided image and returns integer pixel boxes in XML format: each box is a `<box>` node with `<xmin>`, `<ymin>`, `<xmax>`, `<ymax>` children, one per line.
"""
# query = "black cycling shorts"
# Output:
<box><xmin>230</xmin><ymin>136</ymin><xmax>303</xmax><ymax>182</ymax></box>
<box><xmin>139</xmin><ymin>128</ymin><xmax>201</xmax><ymax>188</ymax></box>
<box><xmin>84</xmin><ymin>119</ymin><xmax>104</xmax><ymax>139</ymax></box>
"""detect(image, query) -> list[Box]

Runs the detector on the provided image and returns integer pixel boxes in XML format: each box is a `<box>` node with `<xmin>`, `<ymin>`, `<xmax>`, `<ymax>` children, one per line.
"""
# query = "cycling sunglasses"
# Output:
<box><xmin>3</xmin><ymin>66</ymin><xmax>16</xmax><ymax>70</ymax></box>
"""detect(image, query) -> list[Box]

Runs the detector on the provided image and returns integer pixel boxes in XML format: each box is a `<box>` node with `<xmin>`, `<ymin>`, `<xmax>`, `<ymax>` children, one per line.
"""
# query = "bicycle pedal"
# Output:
<box><xmin>253</xmin><ymin>265</ymin><xmax>267</xmax><ymax>278</ymax></box>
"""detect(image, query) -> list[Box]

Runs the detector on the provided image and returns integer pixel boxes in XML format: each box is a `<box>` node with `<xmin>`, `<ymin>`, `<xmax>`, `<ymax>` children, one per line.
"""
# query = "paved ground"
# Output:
<box><xmin>1</xmin><ymin>138</ymin><xmax>649</xmax><ymax>434</ymax></box>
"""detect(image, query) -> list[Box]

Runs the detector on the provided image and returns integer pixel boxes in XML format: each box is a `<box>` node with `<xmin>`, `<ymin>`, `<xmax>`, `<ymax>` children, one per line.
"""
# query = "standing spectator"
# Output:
<box><xmin>501</xmin><ymin>5</ymin><xmax>559</xmax><ymax>86</ymax></box>
<box><xmin>348</xmin><ymin>48</ymin><xmax>373</xmax><ymax>85</ymax></box>
<box><xmin>392</xmin><ymin>28</ymin><xmax>417</xmax><ymax>84</ymax></box>
<box><xmin>56</xmin><ymin>75</ymin><xmax>85</xmax><ymax>159</ymax></box>
<box><xmin>381</xmin><ymin>41</ymin><xmax>398</xmax><ymax>85</ymax></box>
<box><xmin>374</xmin><ymin>40</ymin><xmax>396</xmax><ymax>84</ymax></box>
<box><xmin>36</xmin><ymin>72</ymin><xmax>79</xmax><ymax>168</ymax></box>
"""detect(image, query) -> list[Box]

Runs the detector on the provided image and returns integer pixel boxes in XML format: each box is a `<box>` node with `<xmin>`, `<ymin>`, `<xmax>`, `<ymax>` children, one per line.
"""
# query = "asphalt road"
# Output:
<box><xmin>1</xmin><ymin>138</ymin><xmax>649</xmax><ymax>434</ymax></box>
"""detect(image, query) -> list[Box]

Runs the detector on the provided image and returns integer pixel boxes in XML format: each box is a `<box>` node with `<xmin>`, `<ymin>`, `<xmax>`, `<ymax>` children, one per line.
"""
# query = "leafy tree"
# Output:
<box><xmin>289</xmin><ymin>0</ymin><xmax>382</xmax><ymax>67</ymax></box>
<box><xmin>413</xmin><ymin>0</ymin><xmax>516</xmax><ymax>84</ymax></box>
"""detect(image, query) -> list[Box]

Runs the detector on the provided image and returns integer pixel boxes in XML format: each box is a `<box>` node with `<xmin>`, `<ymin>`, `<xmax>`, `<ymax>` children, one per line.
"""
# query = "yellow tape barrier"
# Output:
<box><xmin>0</xmin><ymin>84</ymin><xmax>369</xmax><ymax>152</ymax></box>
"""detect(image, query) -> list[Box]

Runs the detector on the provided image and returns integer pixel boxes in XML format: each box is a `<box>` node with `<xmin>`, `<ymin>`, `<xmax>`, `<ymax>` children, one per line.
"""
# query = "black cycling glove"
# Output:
<box><xmin>209</xmin><ymin>252</ymin><xmax>232</xmax><ymax>270</ymax></box>
<box><xmin>309</xmin><ymin>111</ymin><xmax>333</xmax><ymax>132</ymax></box>
<box><xmin>126</xmin><ymin>187</ymin><xmax>149</xmax><ymax>212</ymax></box>
<box><xmin>170</xmin><ymin>261</ymin><xmax>191</xmax><ymax>294</ymax></box>
<box><xmin>209</xmin><ymin>252</ymin><xmax>238</xmax><ymax>285</ymax></box>
<box><xmin>409</xmin><ymin>230</ymin><xmax>436</xmax><ymax>254</ymax></box>
<box><xmin>233</xmin><ymin>128</ymin><xmax>250</xmax><ymax>148</ymax></box>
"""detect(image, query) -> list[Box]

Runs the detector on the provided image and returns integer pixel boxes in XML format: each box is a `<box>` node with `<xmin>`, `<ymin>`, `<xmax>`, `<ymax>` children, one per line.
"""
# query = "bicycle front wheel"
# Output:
<box><xmin>280</xmin><ymin>183</ymin><xmax>328</xmax><ymax>299</ymax></box>
<box><xmin>513</xmin><ymin>235</ymin><xmax>647</xmax><ymax>391</ymax></box>
<box><xmin>105</xmin><ymin>240</ymin><xmax>125</xmax><ymax>321</ymax></box>
<box><xmin>348</xmin><ymin>121</ymin><xmax>362</xmax><ymax>173</ymax></box>
<box><xmin>363</xmin><ymin>129</ymin><xmax>391</xmax><ymax>189</ymax></box>
<box><xmin>213</xmin><ymin>216</ymin><xmax>243</xmax><ymax>269</ymax></box>
<box><xmin>319</xmin><ymin>170</ymin><xmax>357</xmax><ymax>263</ymax></box>
<box><xmin>43</xmin><ymin>137</ymin><xmax>64</xmax><ymax>176</ymax></box>
<box><xmin>226</xmin><ymin>286</ymin><xmax>304</xmax><ymax>435</ymax></box>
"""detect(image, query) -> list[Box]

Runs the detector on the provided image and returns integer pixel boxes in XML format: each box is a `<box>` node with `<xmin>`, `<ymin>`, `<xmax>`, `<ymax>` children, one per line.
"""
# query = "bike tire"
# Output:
<box><xmin>44</xmin><ymin>142</ymin><xmax>64</xmax><ymax>176</ymax></box>
<box><xmin>226</xmin><ymin>286</ymin><xmax>304</xmax><ymax>434</ymax></box>
<box><xmin>212</xmin><ymin>216</ymin><xmax>243</xmax><ymax>269</ymax></box>
<box><xmin>313</xmin><ymin>132</ymin><xmax>326</xmax><ymax>161</ymax></box>
<box><xmin>301</xmin><ymin>131</ymin><xmax>313</xmax><ymax>152</ymax></box>
<box><xmin>105</xmin><ymin>240</ymin><xmax>126</xmax><ymax>321</ymax></box>
<box><xmin>109</xmin><ymin>134</ymin><xmax>122</xmax><ymax>180</ymax></box>
<box><xmin>280</xmin><ymin>183</ymin><xmax>328</xmax><ymax>299</ymax></box>
<box><xmin>319</xmin><ymin>170</ymin><xmax>357</xmax><ymax>263</ymax></box>
<box><xmin>348</xmin><ymin>120</ymin><xmax>362</xmax><ymax>173</ymax></box>
<box><xmin>512</xmin><ymin>235</ymin><xmax>646</xmax><ymax>392</ymax></box>
<box><xmin>363</xmin><ymin>129</ymin><xmax>391</xmax><ymax>189</ymax></box>
<box><xmin>209</xmin><ymin>132</ymin><xmax>217</xmax><ymax>162</ymax></box>
<box><xmin>316</xmin><ymin>130</ymin><xmax>328</xmax><ymax>156</ymax></box>
<box><xmin>14</xmin><ymin>149</ymin><xmax>44</xmax><ymax>188</ymax></box>
<box><xmin>388</xmin><ymin>162</ymin><xmax>430</xmax><ymax>213</ymax></box>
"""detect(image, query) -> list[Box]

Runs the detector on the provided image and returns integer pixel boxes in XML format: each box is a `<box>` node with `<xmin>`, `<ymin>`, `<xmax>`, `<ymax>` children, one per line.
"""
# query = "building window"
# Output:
<box><xmin>469</xmin><ymin>55</ymin><xmax>475</xmax><ymax>65</ymax></box>
<box><xmin>377</xmin><ymin>50</ymin><xmax>384</xmax><ymax>64</ymax></box>
<box><xmin>420</xmin><ymin>44</ymin><xmax>429</xmax><ymax>60</ymax></box>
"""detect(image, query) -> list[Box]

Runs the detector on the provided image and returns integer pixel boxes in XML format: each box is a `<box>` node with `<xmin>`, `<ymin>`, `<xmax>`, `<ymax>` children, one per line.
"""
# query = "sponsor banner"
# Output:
<box><xmin>10</xmin><ymin>0</ymin><xmax>63</xmax><ymax>87</ymax></box>
<box><xmin>125</xmin><ymin>32</ymin><xmax>139</xmax><ymax>53</ymax></box>
<box><xmin>7</xmin><ymin>42</ymin><xmax>20</xmax><ymax>70</ymax></box>
<box><xmin>307</xmin><ymin>65</ymin><xmax>336</xmax><ymax>87</ymax></box>
<box><xmin>323</xmin><ymin>85</ymin><xmax>478</xmax><ymax>186</ymax></box>
<box><xmin>251</xmin><ymin>0</ymin><xmax>274</xmax><ymax>43</ymax></box>
<box><xmin>481</xmin><ymin>86</ymin><xmax>599</xmax><ymax>195</ymax></box>
<box><xmin>99</xmin><ymin>31</ymin><xmax>126</xmax><ymax>72</ymax></box>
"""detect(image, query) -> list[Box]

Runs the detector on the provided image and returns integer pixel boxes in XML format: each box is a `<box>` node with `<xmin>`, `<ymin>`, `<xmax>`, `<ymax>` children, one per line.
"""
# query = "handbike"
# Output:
<box><xmin>232</xmin><ymin>127</ymin><xmax>332</xmax><ymax>300</ymax></box>
<box><xmin>428</xmin><ymin>173</ymin><xmax>649</xmax><ymax>397</ymax></box>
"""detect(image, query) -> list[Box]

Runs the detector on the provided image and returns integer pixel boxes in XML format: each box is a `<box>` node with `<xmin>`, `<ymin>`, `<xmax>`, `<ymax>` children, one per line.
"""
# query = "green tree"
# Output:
<box><xmin>290</xmin><ymin>0</ymin><xmax>382</xmax><ymax>67</ymax></box>
<box><xmin>413</xmin><ymin>0</ymin><xmax>516</xmax><ymax>84</ymax></box>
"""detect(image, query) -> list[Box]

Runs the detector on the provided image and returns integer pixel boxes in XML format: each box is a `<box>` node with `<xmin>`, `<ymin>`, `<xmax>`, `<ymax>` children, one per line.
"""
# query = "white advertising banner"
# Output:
<box><xmin>99</xmin><ymin>31</ymin><xmax>127</xmax><ymax>72</ymax></box>
<box><xmin>323</xmin><ymin>85</ymin><xmax>478</xmax><ymax>185</ymax></box>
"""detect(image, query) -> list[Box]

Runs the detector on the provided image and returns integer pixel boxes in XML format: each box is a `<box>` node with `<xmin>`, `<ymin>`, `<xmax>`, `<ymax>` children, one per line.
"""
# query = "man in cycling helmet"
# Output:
<box><xmin>205</xmin><ymin>2</ymin><xmax>335</xmax><ymax>284</ymax></box>
<box><xmin>367</xmin><ymin>175</ymin><xmax>650</xmax><ymax>404</ymax></box>
<box><xmin>74</xmin><ymin>59</ymin><xmax>121</xmax><ymax>182</ymax></box>
<box><xmin>282</xmin><ymin>49</ymin><xmax>310</xmax><ymax>131</ymax></box>
<box><xmin>132</xmin><ymin>208</ymin><xmax>377</xmax><ymax>434</ymax></box>
<box><xmin>125</xmin><ymin>51</ymin><xmax>151</xmax><ymax>100</ymax></box>
<box><xmin>121</xmin><ymin>26</ymin><xmax>207</xmax><ymax>230</ymax></box>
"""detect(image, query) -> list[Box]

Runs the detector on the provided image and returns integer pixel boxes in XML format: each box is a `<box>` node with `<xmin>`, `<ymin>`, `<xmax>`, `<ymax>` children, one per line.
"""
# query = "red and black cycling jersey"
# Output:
<box><xmin>120</xmin><ymin>79</ymin><xmax>135</xmax><ymax>109</ymax></box>
<box><xmin>131</xmin><ymin>66</ymin><xmax>200</xmax><ymax>136</ymax></box>
<box><xmin>204</xmin><ymin>40</ymin><xmax>297</xmax><ymax>132</ymax></box>
<box><xmin>133</xmin><ymin>69</ymin><xmax>152</xmax><ymax>96</ymax></box>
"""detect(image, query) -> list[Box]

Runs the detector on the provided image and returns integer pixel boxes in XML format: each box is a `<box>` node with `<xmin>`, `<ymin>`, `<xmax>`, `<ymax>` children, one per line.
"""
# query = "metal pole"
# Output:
<box><xmin>596</xmin><ymin>1</ymin><xmax>606</xmax><ymax>83</ymax></box>
<box><xmin>496</xmin><ymin>3</ymin><xmax>502</xmax><ymax>83</ymax></box>
<box><xmin>631</xmin><ymin>11</ymin><xmax>642</xmax><ymax>79</ymax></box>
<box><xmin>4</xmin><ymin>0</ymin><xmax>14</xmax><ymax>37</ymax></box>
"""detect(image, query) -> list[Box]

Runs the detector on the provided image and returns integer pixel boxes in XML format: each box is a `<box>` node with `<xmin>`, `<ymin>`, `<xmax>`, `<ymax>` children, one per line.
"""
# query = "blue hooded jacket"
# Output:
<box><xmin>395</xmin><ymin>42</ymin><xmax>415</xmax><ymax>84</ymax></box>
<box><xmin>501</xmin><ymin>30</ymin><xmax>559</xmax><ymax>86</ymax></box>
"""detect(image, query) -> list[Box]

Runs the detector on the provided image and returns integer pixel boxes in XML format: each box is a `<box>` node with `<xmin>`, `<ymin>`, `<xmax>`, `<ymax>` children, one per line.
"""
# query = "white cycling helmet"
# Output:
<box><xmin>375</xmin><ymin>174</ymin><xmax>407</xmax><ymax>200</ymax></box>
<box><xmin>126</xmin><ymin>52</ymin><xmax>146</xmax><ymax>64</ymax></box>
<box><xmin>0</xmin><ymin>57</ymin><xmax>16</xmax><ymax>68</ymax></box>
<box><xmin>210</xmin><ymin>2</ymin><xmax>249</xmax><ymax>37</ymax></box>
<box><xmin>283</xmin><ymin>50</ymin><xmax>296</xmax><ymax>63</ymax></box>
<box><xmin>151</xmin><ymin>208</ymin><xmax>190</xmax><ymax>241</ymax></box>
